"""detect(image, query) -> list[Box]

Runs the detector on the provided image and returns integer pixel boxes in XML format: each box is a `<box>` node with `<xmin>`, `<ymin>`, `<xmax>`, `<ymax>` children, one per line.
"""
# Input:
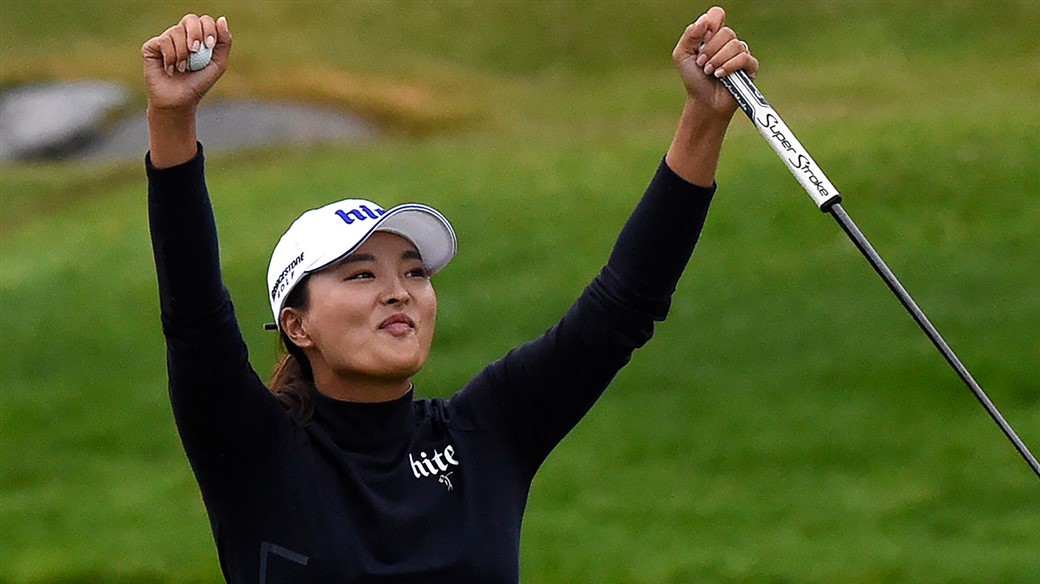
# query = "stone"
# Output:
<box><xmin>0</xmin><ymin>81</ymin><xmax>129</xmax><ymax>161</ymax></box>
<box><xmin>86</xmin><ymin>100</ymin><xmax>375</xmax><ymax>161</ymax></box>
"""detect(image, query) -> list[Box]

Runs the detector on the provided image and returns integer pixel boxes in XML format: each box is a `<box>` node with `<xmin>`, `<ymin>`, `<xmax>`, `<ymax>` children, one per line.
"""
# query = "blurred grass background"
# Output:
<box><xmin>1</xmin><ymin>0</ymin><xmax>1038</xmax><ymax>582</ymax></box>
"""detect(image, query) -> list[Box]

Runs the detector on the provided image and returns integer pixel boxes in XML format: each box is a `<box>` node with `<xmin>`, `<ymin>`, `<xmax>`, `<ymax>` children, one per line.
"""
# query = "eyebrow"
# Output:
<box><xmin>338</xmin><ymin>253</ymin><xmax>376</xmax><ymax>265</ymax></box>
<box><xmin>336</xmin><ymin>249</ymin><xmax>423</xmax><ymax>265</ymax></box>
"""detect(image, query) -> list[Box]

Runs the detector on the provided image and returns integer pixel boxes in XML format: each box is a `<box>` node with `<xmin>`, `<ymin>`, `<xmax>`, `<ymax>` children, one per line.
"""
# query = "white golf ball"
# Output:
<box><xmin>188</xmin><ymin>45</ymin><xmax>213</xmax><ymax>72</ymax></box>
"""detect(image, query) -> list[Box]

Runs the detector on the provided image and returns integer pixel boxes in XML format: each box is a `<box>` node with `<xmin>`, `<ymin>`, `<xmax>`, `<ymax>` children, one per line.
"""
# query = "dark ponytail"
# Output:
<box><xmin>268</xmin><ymin>275</ymin><xmax>315</xmax><ymax>424</ymax></box>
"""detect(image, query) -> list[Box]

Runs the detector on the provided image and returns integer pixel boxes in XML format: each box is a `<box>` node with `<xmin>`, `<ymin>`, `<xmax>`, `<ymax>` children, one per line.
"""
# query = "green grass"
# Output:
<box><xmin>2</xmin><ymin>1</ymin><xmax>1039</xmax><ymax>582</ymax></box>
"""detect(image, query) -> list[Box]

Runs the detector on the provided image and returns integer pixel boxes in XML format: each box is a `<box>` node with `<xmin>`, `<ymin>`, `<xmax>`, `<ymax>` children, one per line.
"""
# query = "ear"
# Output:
<box><xmin>280</xmin><ymin>307</ymin><xmax>313</xmax><ymax>349</ymax></box>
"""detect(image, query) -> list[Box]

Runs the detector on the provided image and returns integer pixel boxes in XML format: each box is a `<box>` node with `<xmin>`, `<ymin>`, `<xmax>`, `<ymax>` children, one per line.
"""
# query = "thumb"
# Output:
<box><xmin>210</xmin><ymin>16</ymin><xmax>232</xmax><ymax>67</ymax></box>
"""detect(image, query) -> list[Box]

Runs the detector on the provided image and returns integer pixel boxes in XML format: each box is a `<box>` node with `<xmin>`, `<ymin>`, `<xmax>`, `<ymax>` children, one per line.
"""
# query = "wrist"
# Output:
<box><xmin>665</xmin><ymin>100</ymin><xmax>732</xmax><ymax>187</ymax></box>
<box><xmin>678</xmin><ymin>97</ymin><xmax>733</xmax><ymax>135</ymax></box>
<box><xmin>147</xmin><ymin>106</ymin><xmax>199</xmax><ymax>169</ymax></box>
<box><xmin>147</xmin><ymin>103</ymin><xmax>197</xmax><ymax>123</ymax></box>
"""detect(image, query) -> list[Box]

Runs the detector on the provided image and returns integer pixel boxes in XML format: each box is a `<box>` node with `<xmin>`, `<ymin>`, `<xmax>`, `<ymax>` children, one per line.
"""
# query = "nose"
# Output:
<box><xmin>382</xmin><ymin>275</ymin><xmax>410</xmax><ymax>306</ymax></box>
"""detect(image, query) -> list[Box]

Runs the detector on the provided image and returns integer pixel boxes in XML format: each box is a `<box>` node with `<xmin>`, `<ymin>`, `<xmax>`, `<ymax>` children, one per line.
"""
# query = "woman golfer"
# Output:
<box><xmin>144</xmin><ymin>7</ymin><xmax>757</xmax><ymax>582</ymax></box>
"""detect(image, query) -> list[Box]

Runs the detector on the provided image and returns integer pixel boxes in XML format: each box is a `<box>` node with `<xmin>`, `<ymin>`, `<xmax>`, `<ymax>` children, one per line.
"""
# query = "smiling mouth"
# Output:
<box><xmin>379</xmin><ymin>313</ymin><xmax>416</xmax><ymax>333</ymax></box>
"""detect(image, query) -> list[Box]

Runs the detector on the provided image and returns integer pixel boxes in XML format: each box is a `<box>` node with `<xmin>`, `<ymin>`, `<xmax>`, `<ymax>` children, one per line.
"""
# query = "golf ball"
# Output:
<box><xmin>188</xmin><ymin>45</ymin><xmax>213</xmax><ymax>72</ymax></box>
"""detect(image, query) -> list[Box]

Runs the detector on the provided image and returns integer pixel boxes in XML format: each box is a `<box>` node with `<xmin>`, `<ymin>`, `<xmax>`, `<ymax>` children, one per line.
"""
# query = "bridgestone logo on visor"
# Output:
<box><xmin>271</xmin><ymin>252</ymin><xmax>305</xmax><ymax>301</ymax></box>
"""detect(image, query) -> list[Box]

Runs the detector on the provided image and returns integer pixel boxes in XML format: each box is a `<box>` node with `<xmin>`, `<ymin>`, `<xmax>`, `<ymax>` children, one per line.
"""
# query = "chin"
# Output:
<box><xmin>377</xmin><ymin>355</ymin><xmax>427</xmax><ymax>379</ymax></box>
<box><xmin>353</xmin><ymin>340</ymin><xmax>431</xmax><ymax>380</ymax></box>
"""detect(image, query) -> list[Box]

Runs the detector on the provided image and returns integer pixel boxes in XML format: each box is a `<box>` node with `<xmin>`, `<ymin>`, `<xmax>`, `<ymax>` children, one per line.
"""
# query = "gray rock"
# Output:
<box><xmin>0</xmin><ymin>81</ymin><xmax>129</xmax><ymax>161</ymax></box>
<box><xmin>86</xmin><ymin>99</ymin><xmax>376</xmax><ymax>162</ymax></box>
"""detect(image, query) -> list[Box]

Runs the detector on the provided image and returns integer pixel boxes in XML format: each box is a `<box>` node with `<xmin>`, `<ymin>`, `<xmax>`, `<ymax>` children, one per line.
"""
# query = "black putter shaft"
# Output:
<box><xmin>829</xmin><ymin>204</ymin><xmax>1040</xmax><ymax>478</ymax></box>
<box><xmin>718</xmin><ymin>69</ymin><xmax>1039</xmax><ymax>479</ymax></box>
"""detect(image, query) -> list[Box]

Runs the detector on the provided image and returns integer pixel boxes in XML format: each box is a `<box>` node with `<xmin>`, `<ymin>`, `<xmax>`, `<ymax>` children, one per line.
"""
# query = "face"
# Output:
<box><xmin>285</xmin><ymin>232</ymin><xmax>437</xmax><ymax>394</ymax></box>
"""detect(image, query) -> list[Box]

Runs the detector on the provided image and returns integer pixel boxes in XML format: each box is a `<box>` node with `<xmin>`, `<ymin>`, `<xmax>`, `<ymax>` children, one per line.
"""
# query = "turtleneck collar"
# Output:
<box><xmin>308</xmin><ymin>385</ymin><xmax>417</xmax><ymax>451</ymax></box>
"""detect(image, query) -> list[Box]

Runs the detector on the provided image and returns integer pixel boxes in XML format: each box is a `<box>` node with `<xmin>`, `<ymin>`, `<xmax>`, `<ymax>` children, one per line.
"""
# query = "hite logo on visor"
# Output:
<box><xmin>335</xmin><ymin>204</ymin><xmax>386</xmax><ymax>224</ymax></box>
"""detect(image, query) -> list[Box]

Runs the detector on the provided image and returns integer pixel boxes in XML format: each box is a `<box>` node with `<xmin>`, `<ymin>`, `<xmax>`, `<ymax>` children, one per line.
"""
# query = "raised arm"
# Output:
<box><xmin>455</xmin><ymin>7</ymin><xmax>758</xmax><ymax>470</ymax></box>
<box><xmin>143</xmin><ymin>13</ymin><xmax>234</xmax><ymax>321</ymax></box>
<box><xmin>144</xmin><ymin>16</ymin><xmax>295</xmax><ymax>494</ymax></box>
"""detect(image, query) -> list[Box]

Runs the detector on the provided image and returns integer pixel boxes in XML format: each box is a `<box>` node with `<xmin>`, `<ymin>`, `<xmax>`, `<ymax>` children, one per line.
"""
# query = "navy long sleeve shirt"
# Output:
<box><xmin>147</xmin><ymin>145</ymin><xmax>715</xmax><ymax>583</ymax></box>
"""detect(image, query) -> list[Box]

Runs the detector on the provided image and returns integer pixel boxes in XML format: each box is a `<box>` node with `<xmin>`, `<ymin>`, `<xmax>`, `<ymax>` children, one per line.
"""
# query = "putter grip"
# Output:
<box><xmin>720</xmin><ymin>70</ymin><xmax>842</xmax><ymax>211</ymax></box>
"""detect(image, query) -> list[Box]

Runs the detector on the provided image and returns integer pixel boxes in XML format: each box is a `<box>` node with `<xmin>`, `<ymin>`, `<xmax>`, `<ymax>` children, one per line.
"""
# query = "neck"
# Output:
<box><xmin>312</xmin><ymin>369</ymin><xmax>412</xmax><ymax>403</ymax></box>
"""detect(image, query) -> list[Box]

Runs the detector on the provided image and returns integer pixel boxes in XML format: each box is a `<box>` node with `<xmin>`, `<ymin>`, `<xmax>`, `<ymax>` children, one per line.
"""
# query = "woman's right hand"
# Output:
<box><xmin>142</xmin><ymin>14</ymin><xmax>231</xmax><ymax>167</ymax></box>
<box><xmin>142</xmin><ymin>14</ymin><xmax>231</xmax><ymax>113</ymax></box>
<box><xmin>665</xmin><ymin>6</ymin><xmax>757</xmax><ymax>187</ymax></box>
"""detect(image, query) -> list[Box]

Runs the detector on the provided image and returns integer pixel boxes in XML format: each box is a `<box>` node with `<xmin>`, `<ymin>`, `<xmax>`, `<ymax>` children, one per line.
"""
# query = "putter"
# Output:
<box><xmin>717</xmin><ymin>68</ymin><xmax>1039</xmax><ymax>479</ymax></box>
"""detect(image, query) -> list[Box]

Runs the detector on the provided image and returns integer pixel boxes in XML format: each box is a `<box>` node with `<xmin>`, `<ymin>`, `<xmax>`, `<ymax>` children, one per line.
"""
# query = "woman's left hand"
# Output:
<box><xmin>672</xmin><ymin>6</ymin><xmax>758</xmax><ymax>119</ymax></box>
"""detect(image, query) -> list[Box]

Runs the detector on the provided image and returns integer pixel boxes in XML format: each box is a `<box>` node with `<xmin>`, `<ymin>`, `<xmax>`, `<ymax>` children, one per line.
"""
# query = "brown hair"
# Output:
<box><xmin>268</xmin><ymin>275</ymin><xmax>315</xmax><ymax>424</ymax></box>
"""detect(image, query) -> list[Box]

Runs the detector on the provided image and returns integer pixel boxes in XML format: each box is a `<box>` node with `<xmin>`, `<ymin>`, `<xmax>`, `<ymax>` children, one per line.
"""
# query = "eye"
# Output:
<box><xmin>345</xmin><ymin>270</ymin><xmax>375</xmax><ymax>281</ymax></box>
<box><xmin>407</xmin><ymin>266</ymin><xmax>430</xmax><ymax>279</ymax></box>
